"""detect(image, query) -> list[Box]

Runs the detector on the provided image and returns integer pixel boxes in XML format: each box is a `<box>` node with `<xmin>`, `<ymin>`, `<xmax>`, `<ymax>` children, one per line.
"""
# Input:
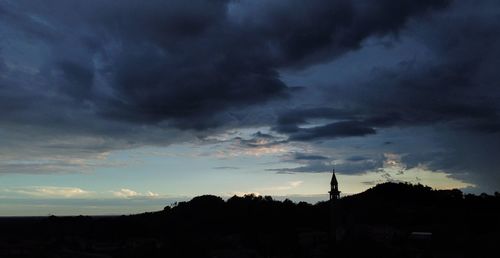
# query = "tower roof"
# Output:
<box><xmin>330</xmin><ymin>169</ymin><xmax>338</xmax><ymax>186</ymax></box>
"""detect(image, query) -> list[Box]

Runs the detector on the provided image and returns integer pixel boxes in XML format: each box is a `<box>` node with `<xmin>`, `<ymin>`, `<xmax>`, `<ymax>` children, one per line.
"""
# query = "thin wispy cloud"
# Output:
<box><xmin>5</xmin><ymin>186</ymin><xmax>93</xmax><ymax>198</ymax></box>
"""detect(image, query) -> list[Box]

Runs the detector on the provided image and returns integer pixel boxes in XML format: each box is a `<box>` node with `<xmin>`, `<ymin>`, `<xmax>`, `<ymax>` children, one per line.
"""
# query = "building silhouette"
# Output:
<box><xmin>329</xmin><ymin>168</ymin><xmax>341</xmax><ymax>252</ymax></box>
<box><xmin>329</xmin><ymin>169</ymin><xmax>340</xmax><ymax>201</ymax></box>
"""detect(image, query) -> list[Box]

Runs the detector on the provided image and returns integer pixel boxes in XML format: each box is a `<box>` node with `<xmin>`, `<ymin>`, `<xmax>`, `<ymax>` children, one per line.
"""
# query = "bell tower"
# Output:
<box><xmin>329</xmin><ymin>168</ymin><xmax>341</xmax><ymax>252</ymax></box>
<box><xmin>329</xmin><ymin>169</ymin><xmax>340</xmax><ymax>201</ymax></box>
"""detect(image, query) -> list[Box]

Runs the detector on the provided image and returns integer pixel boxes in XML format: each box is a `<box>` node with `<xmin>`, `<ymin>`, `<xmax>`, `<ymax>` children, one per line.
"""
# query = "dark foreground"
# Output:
<box><xmin>1</xmin><ymin>183</ymin><xmax>499</xmax><ymax>258</ymax></box>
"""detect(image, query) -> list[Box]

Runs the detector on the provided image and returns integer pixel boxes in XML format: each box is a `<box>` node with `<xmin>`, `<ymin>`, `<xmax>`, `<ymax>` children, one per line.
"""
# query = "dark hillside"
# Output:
<box><xmin>0</xmin><ymin>183</ymin><xmax>499</xmax><ymax>258</ymax></box>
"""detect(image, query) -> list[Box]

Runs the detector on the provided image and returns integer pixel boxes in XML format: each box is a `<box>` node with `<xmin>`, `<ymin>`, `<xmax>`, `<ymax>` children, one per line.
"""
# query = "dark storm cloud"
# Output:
<box><xmin>251</xmin><ymin>131</ymin><xmax>275</xmax><ymax>139</ymax></box>
<box><xmin>276</xmin><ymin>0</ymin><xmax>500</xmax><ymax>190</ymax></box>
<box><xmin>274</xmin><ymin>108</ymin><xmax>358</xmax><ymax>133</ymax></box>
<box><xmin>261</xmin><ymin>1</ymin><xmax>499</xmax><ymax>143</ymax></box>
<box><xmin>293</xmin><ymin>153</ymin><xmax>329</xmax><ymax>161</ymax></box>
<box><xmin>0</xmin><ymin>0</ymin><xmax>450</xmax><ymax>131</ymax></box>
<box><xmin>271</xmin><ymin>151</ymin><xmax>384</xmax><ymax>175</ymax></box>
<box><xmin>56</xmin><ymin>60</ymin><xmax>95</xmax><ymax>99</ymax></box>
<box><xmin>363</xmin><ymin>2</ymin><xmax>500</xmax><ymax>190</ymax></box>
<box><xmin>346</xmin><ymin>156</ymin><xmax>370</xmax><ymax>162</ymax></box>
<box><xmin>336</xmin><ymin>1</ymin><xmax>500</xmax><ymax>133</ymax></box>
<box><xmin>232</xmin><ymin>131</ymin><xmax>287</xmax><ymax>148</ymax></box>
<box><xmin>235</xmin><ymin>0</ymin><xmax>450</xmax><ymax>68</ymax></box>
<box><xmin>269</xmin><ymin>154</ymin><xmax>383</xmax><ymax>174</ymax></box>
<box><xmin>465</xmin><ymin>122</ymin><xmax>500</xmax><ymax>134</ymax></box>
<box><xmin>7</xmin><ymin>0</ymin><xmax>496</xmax><ymax>185</ymax></box>
<box><xmin>288</xmin><ymin>121</ymin><xmax>376</xmax><ymax>141</ymax></box>
<box><xmin>272</xmin><ymin>1</ymin><xmax>500</xmax><ymax>152</ymax></box>
<box><xmin>272</xmin><ymin>107</ymin><xmax>403</xmax><ymax>141</ymax></box>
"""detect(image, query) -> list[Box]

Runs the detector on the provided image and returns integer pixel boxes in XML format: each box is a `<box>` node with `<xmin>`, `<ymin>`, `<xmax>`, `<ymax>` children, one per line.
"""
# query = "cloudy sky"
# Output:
<box><xmin>1</xmin><ymin>0</ymin><xmax>499</xmax><ymax>215</ymax></box>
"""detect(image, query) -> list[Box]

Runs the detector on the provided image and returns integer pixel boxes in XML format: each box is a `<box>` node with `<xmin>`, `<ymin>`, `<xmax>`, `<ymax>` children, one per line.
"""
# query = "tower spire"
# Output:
<box><xmin>329</xmin><ymin>168</ymin><xmax>340</xmax><ymax>201</ymax></box>
<box><xmin>329</xmin><ymin>168</ymin><xmax>341</xmax><ymax>250</ymax></box>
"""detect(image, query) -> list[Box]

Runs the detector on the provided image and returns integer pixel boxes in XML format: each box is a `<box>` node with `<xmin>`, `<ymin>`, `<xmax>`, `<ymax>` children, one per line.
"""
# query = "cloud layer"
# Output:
<box><xmin>0</xmin><ymin>0</ymin><xmax>449</xmax><ymax>130</ymax></box>
<box><xmin>1</xmin><ymin>0</ymin><xmax>499</xmax><ymax>191</ymax></box>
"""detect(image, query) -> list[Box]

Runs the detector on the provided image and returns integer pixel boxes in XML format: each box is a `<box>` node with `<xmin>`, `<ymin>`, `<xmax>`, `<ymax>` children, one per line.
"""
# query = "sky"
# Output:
<box><xmin>0</xmin><ymin>0</ymin><xmax>499</xmax><ymax>215</ymax></box>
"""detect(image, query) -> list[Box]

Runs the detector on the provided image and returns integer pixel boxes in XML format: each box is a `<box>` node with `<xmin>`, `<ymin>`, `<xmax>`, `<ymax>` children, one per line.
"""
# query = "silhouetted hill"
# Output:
<box><xmin>0</xmin><ymin>182</ymin><xmax>499</xmax><ymax>258</ymax></box>
<box><xmin>344</xmin><ymin>182</ymin><xmax>464</xmax><ymax>204</ymax></box>
<box><xmin>340</xmin><ymin>182</ymin><xmax>497</xmax><ymax>226</ymax></box>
